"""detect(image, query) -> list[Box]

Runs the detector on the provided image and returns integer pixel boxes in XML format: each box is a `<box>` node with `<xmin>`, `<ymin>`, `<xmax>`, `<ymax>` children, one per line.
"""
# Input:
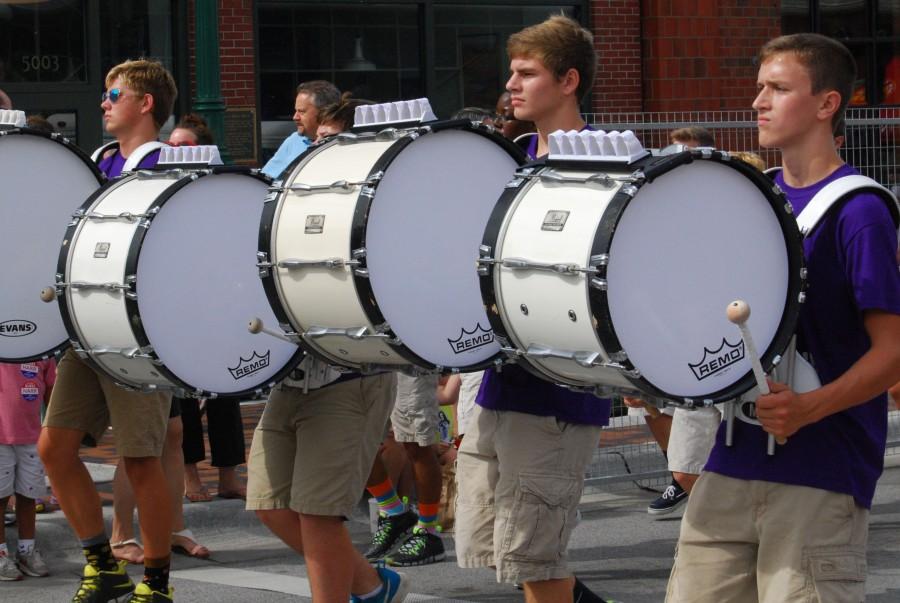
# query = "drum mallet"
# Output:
<box><xmin>248</xmin><ymin>317</ymin><xmax>295</xmax><ymax>344</ymax></box>
<box><xmin>726</xmin><ymin>300</ymin><xmax>786</xmax><ymax>455</ymax></box>
<box><xmin>39</xmin><ymin>287</ymin><xmax>57</xmax><ymax>303</ymax></box>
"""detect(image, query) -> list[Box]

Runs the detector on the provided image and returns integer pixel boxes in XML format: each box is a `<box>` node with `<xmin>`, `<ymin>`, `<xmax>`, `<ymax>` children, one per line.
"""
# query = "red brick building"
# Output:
<box><xmin>2</xmin><ymin>1</ymin><xmax>897</xmax><ymax>162</ymax></box>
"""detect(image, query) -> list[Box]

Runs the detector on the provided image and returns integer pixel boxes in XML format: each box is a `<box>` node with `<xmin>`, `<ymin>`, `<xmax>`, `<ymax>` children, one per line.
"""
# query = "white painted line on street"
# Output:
<box><xmin>172</xmin><ymin>566</ymin><xmax>476</xmax><ymax>602</ymax></box>
<box><xmin>172</xmin><ymin>567</ymin><xmax>311</xmax><ymax>596</ymax></box>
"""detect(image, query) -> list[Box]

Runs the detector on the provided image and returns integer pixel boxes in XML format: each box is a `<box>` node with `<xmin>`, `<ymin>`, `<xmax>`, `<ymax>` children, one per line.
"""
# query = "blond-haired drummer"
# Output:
<box><xmin>38</xmin><ymin>59</ymin><xmax>179</xmax><ymax>603</ymax></box>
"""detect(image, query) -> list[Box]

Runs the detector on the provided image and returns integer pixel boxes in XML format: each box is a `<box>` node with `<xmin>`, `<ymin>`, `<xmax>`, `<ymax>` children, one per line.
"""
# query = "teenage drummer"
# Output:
<box><xmin>454</xmin><ymin>15</ymin><xmax>614</xmax><ymax>603</ymax></box>
<box><xmin>666</xmin><ymin>34</ymin><xmax>900</xmax><ymax>602</ymax></box>
<box><xmin>38</xmin><ymin>59</ymin><xmax>179</xmax><ymax>603</ymax></box>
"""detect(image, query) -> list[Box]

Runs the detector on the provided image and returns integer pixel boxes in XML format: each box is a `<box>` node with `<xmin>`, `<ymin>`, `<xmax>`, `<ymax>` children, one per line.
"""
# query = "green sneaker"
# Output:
<box><xmin>127</xmin><ymin>582</ymin><xmax>174</xmax><ymax>602</ymax></box>
<box><xmin>385</xmin><ymin>527</ymin><xmax>446</xmax><ymax>566</ymax></box>
<box><xmin>71</xmin><ymin>560</ymin><xmax>135</xmax><ymax>602</ymax></box>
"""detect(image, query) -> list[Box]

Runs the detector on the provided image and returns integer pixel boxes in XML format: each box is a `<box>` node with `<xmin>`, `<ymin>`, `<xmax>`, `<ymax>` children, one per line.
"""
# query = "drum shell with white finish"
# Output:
<box><xmin>0</xmin><ymin>128</ymin><xmax>103</xmax><ymax>362</ymax></box>
<box><xmin>57</xmin><ymin>167</ymin><xmax>305</xmax><ymax>396</ymax></box>
<box><xmin>480</xmin><ymin>150</ymin><xmax>806</xmax><ymax>405</ymax></box>
<box><xmin>260</xmin><ymin>121</ymin><xmax>525</xmax><ymax>372</ymax></box>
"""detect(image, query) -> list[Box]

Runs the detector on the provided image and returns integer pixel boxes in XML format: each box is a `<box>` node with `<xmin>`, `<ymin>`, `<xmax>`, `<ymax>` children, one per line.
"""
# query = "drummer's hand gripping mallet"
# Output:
<box><xmin>727</xmin><ymin>299</ymin><xmax>787</xmax><ymax>455</ymax></box>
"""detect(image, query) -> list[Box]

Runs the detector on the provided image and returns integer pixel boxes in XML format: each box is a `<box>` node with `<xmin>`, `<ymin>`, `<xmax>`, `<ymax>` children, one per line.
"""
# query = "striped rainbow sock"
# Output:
<box><xmin>416</xmin><ymin>502</ymin><xmax>441</xmax><ymax>535</ymax></box>
<box><xmin>368</xmin><ymin>478</ymin><xmax>406</xmax><ymax>517</ymax></box>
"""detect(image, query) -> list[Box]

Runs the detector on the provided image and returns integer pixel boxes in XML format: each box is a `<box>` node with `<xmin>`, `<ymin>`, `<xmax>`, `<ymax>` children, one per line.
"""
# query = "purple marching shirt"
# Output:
<box><xmin>705</xmin><ymin>163</ymin><xmax>900</xmax><ymax>508</ymax></box>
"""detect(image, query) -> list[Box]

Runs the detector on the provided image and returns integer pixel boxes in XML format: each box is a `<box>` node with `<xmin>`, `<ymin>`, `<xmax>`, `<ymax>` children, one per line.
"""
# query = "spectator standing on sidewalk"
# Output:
<box><xmin>0</xmin><ymin>360</ymin><xmax>56</xmax><ymax>580</ymax></box>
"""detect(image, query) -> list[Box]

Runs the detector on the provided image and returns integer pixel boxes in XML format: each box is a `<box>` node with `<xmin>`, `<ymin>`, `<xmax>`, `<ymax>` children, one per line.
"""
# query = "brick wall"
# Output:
<box><xmin>187</xmin><ymin>0</ymin><xmax>256</xmax><ymax>108</ymax></box>
<box><xmin>640</xmin><ymin>0</ymin><xmax>781</xmax><ymax>112</ymax></box>
<box><xmin>590</xmin><ymin>0</ymin><xmax>643</xmax><ymax>112</ymax></box>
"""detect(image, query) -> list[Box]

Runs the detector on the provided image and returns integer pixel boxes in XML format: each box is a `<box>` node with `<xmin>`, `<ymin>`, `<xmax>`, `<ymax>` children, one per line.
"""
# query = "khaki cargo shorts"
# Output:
<box><xmin>246</xmin><ymin>373</ymin><xmax>396</xmax><ymax>518</ymax></box>
<box><xmin>455</xmin><ymin>406</ymin><xmax>601</xmax><ymax>584</ymax></box>
<box><xmin>42</xmin><ymin>349</ymin><xmax>171</xmax><ymax>458</ymax></box>
<box><xmin>667</xmin><ymin>472</ymin><xmax>868</xmax><ymax>603</ymax></box>
<box><xmin>391</xmin><ymin>373</ymin><xmax>440</xmax><ymax>446</ymax></box>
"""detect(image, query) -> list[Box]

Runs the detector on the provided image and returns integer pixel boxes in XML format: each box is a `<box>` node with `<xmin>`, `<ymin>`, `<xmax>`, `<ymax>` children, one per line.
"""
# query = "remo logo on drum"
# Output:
<box><xmin>448</xmin><ymin>324</ymin><xmax>495</xmax><ymax>355</ymax></box>
<box><xmin>689</xmin><ymin>338</ymin><xmax>745</xmax><ymax>381</ymax></box>
<box><xmin>228</xmin><ymin>350</ymin><xmax>271</xmax><ymax>380</ymax></box>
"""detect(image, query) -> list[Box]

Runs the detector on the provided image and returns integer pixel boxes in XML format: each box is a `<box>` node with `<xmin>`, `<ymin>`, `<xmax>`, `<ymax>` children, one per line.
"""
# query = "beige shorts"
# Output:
<box><xmin>667</xmin><ymin>407</ymin><xmax>721</xmax><ymax>475</ymax></box>
<box><xmin>391</xmin><ymin>373</ymin><xmax>440</xmax><ymax>446</ymax></box>
<box><xmin>0</xmin><ymin>444</ymin><xmax>46</xmax><ymax>499</ymax></box>
<box><xmin>246</xmin><ymin>373</ymin><xmax>396</xmax><ymax>517</ymax></box>
<box><xmin>455</xmin><ymin>406</ymin><xmax>601</xmax><ymax>584</ymax></box>
<box><xmin>667</xmin><ymin>472</ymin><xmax>868</xmax><ymax>603</ymax></box>
<box><xmin>42</xmin><ymin>349</ymin><xmax>171</xmax><ymax>458</ymax></box>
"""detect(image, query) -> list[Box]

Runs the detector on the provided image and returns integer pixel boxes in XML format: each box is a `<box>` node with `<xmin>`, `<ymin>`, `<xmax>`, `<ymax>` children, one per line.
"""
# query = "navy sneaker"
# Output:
<box><xmin>647</xmin><ymin>481</ymin><xmax>688</xmax><ymax>516</ymax></box>
<box><xmin>385</xmin><ymin>527</ymin><xmax>445</xmax><ymax>567</ymax></box>
<box><xmin>350</xmin><ymin>565</ymin><xmax>409</xmax><ymax>602</ymax></box>
<box><xmin>364</xmin><ymin>510</ymin><xmax>417</xmax><ymax>561</ymax></box>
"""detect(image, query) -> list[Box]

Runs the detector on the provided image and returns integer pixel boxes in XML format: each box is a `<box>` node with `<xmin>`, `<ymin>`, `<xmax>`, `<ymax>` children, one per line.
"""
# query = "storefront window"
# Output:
<box><xmin>782</xmin><ymin>0</ymin><xmax>900</xmax><ymax>105</ymax></box>
<box><xmin>99</xmin><ymin>0</ymin><xmax>176</xmax><ymax>77</ymax></box>
<box><xmin>257</xmin><ymin>4</ymin><xmax>421</xmax><ymax>122</ymax></box>
<box><xmin>0</xmin><ymin>0</ymin><xmax>88</xmax><ymax>82</ymax></box>
<box><xmin>432</xmin><ymin>5</ymin><xmax>579</xmax><ymax>117</ymax></box>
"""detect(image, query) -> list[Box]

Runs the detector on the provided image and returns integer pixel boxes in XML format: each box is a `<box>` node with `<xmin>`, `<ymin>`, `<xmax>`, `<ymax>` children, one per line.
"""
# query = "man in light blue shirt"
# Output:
<box><xmin>262</xmin><ymin>80</ymin><xmax>341</xmax><ymax>179</ymax></box>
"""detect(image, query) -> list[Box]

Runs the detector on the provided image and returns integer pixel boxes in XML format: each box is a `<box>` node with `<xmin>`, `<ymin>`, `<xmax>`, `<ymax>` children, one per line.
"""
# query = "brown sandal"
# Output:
<box><xmin>185</xmin><ymin>487</ymin><xmax>213</xmax><ymax>503</ymax></box>
<box><xmin>171</xmin><ymin>529</ymin><xmax>210</xmax><ymax>559</ymax></box>
<box><xmin>111</xmin><ymin>538</ymin><xmax>144</xmax><ymax>565</ymax></box>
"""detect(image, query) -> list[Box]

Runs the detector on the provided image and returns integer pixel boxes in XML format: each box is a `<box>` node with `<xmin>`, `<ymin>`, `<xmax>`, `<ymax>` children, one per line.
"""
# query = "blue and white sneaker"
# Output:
<box><xmin>350</xmin><ymin>564</ymin><xmax>409</xmax><ymax>602</ymax></box>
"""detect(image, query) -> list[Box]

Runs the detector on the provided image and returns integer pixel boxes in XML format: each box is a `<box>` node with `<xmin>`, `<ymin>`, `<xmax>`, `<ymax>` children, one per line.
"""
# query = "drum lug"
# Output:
<box><xmin>353</xmin><ymin>267</ymin><xmax>370</xmax><ymax>278</ymax></box>
<box><xmin>590</xmin><ymin>278</ymin><xmax>608</xmax><ymax>291</ymax></box>
<box><xmin>609</xmin><ymin>350</ymin><xmax>629</xmax><ymax>363</ymax></box>
<box><xmin>257</xmin><ymin>252</ymin><xmax>273</xmax><ymax>277</ymax></box>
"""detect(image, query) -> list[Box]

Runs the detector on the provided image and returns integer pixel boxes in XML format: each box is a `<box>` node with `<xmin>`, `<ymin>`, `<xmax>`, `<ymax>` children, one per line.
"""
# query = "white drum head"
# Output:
<box><xmin>0</xmin><ymin>132</ymin><xmax>102</xmax><ymax>361</ymax></box>
<box><xmin>134</xmin><ymin>172</ymin><xmax>301</xmax><ymax>395</ymax></box>
<box><xmin>606</xmin><ymin>160</ymin><xmax>789</xmax><ymax>398</ymax></box>
<box><xmin>365</xmin><ymin>128</ymin><xmax>520</xmax><ymax>369</ymax></box>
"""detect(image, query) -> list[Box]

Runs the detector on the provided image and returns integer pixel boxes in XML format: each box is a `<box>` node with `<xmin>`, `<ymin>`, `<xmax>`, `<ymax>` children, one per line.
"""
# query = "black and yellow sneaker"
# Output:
<box><xmin>385</xmin><ymin>527</ymin><xmax>446</xmax><ymax>566</ymax></box>
<box><xmin>71</xmin><ymin>560</ymin><xmax>135</xmax><ymax>602</ymax></box>
<box><xmin>127</xmin><ymin>582</ymin><xmax>174</xmax><ymax>602</ymax></box>
<box><xmin>364</xmin><ymin>510</ymin><xmax>417</xmax><ymax>561</ymax></box>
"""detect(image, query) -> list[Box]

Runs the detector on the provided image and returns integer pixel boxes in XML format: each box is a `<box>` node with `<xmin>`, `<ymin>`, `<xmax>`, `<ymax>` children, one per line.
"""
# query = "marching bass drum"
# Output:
<box><xmin>259</xmin><ymin>120</ymin><xmax>524</xmax><ymax>372</ymax></box>
<box><xmin>479</xmin><ymin>149</ymin><xmax>806</xmax><ymax>405</ymax></box>
<box><xmin>53</xmin><ymin>165</ymin><xmax>304</xmax><ymax>397</ymax></box>
<box><xmin>0</xmin><ymin>127</ymin><xmax>103</xmax><ymax>362</ymax></box>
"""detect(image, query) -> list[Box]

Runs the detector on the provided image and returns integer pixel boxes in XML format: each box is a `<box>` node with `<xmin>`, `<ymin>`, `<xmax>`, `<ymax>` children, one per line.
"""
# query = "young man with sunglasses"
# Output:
<box><xmin>38</xmin><ymin>59</ymin><xmax>180</xmax><ymax>603</ymax></box>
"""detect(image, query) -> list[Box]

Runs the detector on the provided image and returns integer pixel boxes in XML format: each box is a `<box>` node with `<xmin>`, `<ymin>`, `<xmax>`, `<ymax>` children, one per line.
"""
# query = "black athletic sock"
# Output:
<box><xmin>574</xmin><ymin>577</ymin><xmax>610</xmax><ymax>603</ymax></box>
<box><xmin>143</xmin><ymin>558</ymin><xmax>170</xmax><ymax>593</ymax></box>
<box><xmin>81</xmin><ymin>539</ymin><xmax>118</xmax><ymax>572</ymax></box>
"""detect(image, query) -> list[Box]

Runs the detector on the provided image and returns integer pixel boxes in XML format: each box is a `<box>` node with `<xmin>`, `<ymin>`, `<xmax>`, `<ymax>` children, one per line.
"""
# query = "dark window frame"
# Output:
<box><xmin>785</xmin><ymin>0</ymin><xmax>900</xmax><ymax>106</ymax></box>
<box><xmin>253</xmin><ymin>0</ymin><xmax>591</xmax><ymax>123</ymax></box>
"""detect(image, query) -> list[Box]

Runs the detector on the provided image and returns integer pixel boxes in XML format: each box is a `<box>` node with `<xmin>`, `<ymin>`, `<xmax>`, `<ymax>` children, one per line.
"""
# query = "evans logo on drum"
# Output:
<box><xmin>688</xmin><ymin>338</ymin><xmax>745</xmax><ymax>381</ymax></box>
<box><xmin>0</xmin><ymin>320</ymin><xmax>37</xmax><ymax>337</ymax></box>
<box><xmin>448</xmin><ymin>324</ymin><xmax>494</xmax><ymax>354</ymax></box>
<box><xmin>228</xmin><ymin>350</ymin><xmax>271</xmax><ymax>380</ymax></box>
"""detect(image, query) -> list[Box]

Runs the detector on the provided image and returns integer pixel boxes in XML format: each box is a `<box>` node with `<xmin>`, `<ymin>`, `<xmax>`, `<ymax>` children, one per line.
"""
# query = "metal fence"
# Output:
<box><xmin>581</xmin><ymin>108</ymin><xmax>900</xmax><ymax>492</ymax></box>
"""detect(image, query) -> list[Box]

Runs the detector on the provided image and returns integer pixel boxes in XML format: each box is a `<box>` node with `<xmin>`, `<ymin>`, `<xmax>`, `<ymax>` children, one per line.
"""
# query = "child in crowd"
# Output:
<box><xmin>0</xmin><ymin>359</ymin><xmax>55</xmax><ymax>580</ymax></box>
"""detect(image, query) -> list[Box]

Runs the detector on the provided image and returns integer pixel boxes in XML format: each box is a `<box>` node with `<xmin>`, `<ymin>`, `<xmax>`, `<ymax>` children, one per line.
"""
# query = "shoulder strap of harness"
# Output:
<box><xmin>121</xmin><ymin>141</ymin><xmax>166</xmax><ymax>172</ymax></box>
<box><xmin>90</xmin><ymin>140</ymin><xmax>120</xmax><ymax>163</ymax></box>
<box><xmin>796</xmin><ymin>174</ymin><xmax>900</xmax><ymax>239</ymax></box>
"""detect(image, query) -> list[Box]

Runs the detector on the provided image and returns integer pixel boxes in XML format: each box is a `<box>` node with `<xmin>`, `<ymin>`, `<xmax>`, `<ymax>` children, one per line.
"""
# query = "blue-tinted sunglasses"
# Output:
<box><xmin>101</xmin><ymin>88</ymin><xmax>136</xmax><ymax>104</ymax></box>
